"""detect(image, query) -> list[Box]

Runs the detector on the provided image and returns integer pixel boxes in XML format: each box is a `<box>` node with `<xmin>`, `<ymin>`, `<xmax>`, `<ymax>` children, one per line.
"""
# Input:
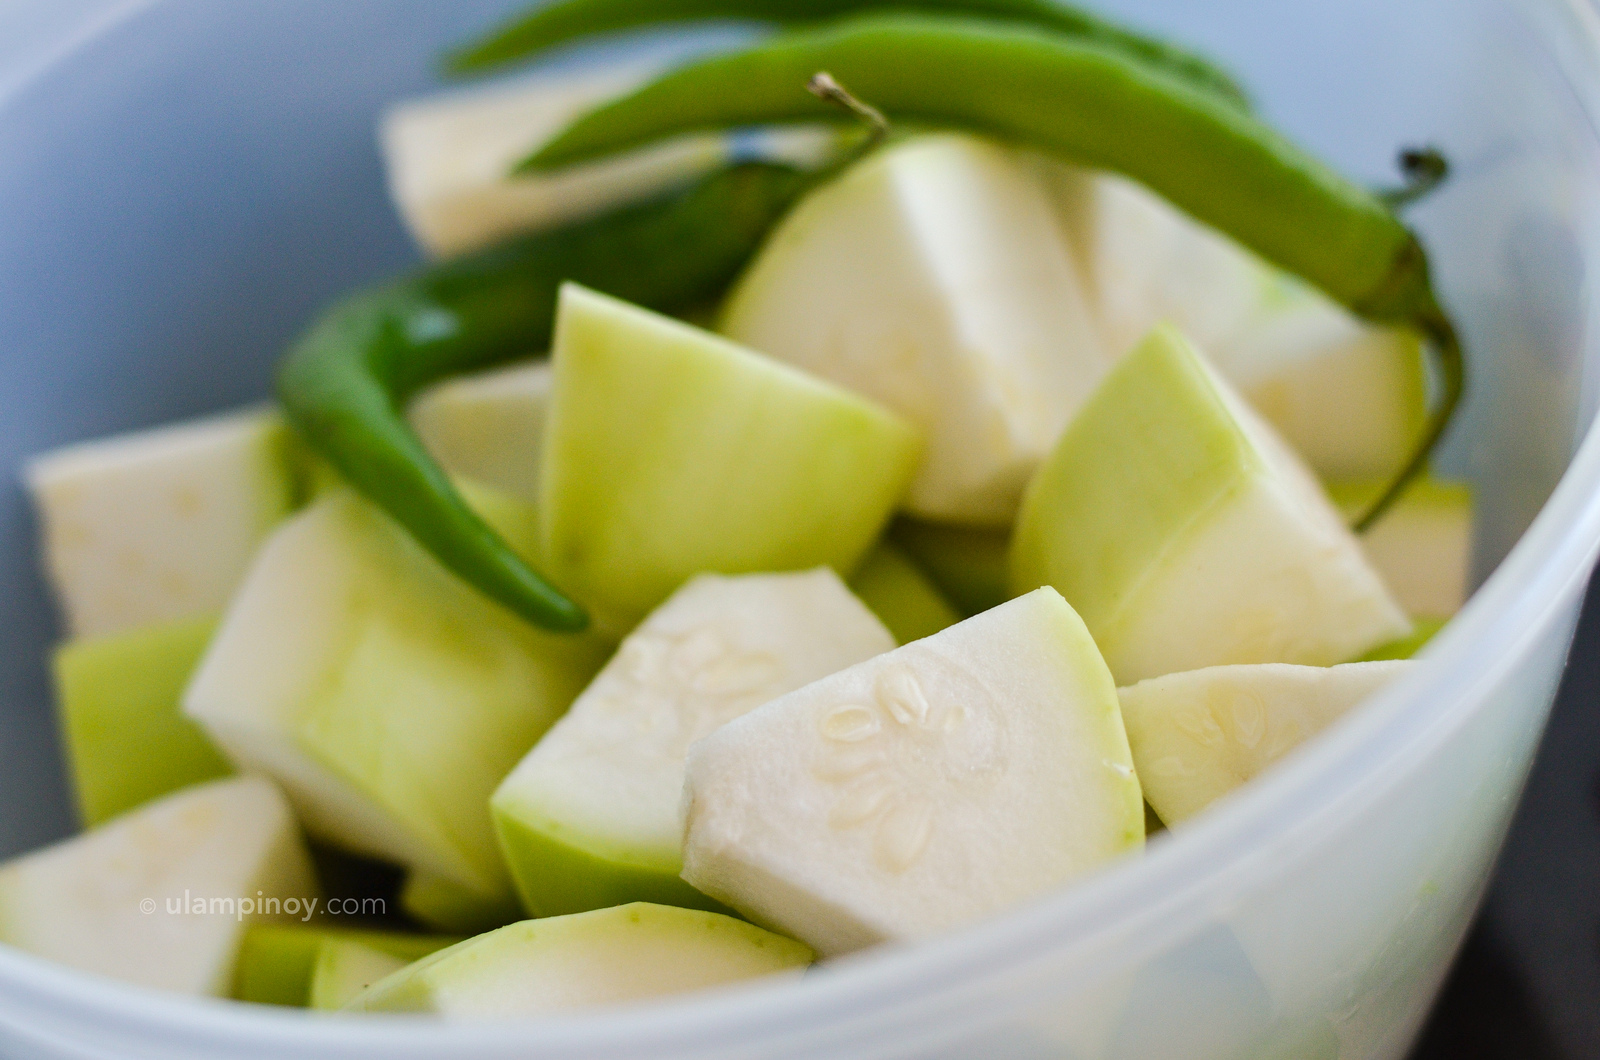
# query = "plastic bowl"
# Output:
<box><xmin>1</xmin><ymin>1</ymin><xmax>1598</xmax><ymax>1057</ymax></box>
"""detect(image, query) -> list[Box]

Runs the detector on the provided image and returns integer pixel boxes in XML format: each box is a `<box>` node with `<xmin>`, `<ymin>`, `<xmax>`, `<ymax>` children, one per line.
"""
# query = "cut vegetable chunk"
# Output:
<box><xmin>539</xmin><ymin>283</ymin><xmax>920</xmax><ymax>631</ymax></box>
<box><xmin>1046</xmin><ymin>166</ymin><xmax>1427</xmax><ymax>481</ymax></box>
<box><xmin>849</xmin><ymin>543</ymin><xmax>962</xmax><ymax>645</ymax></box>
<box><xmin>25</xmin><ymin>408</ymin><xmax>296</xmax><ymax>638</ymax></box>
<box><xmin>1329</xmin><ymin>477</ymin><xmax>1474</xmax><ymax>621</ymax></box>
<box><xmin>409</xmin><ymin>362</ymin><xmax>551</xmax><ymax>504</ymax></box>
<box><xmin>888</xmin><ymin>518</ymin><xmax>1013</xmax><ymax>617</ymax></box>
<box><xmin>1358</xmin><ymin>617</ymin><xmax>1448</xmax><ymax>662</ymax></box>
<box><xmin>382</xmin><ymin>61</ymin><xmax>837</xmax><ymax>257</ymax></box>
<box><xmin>53</xmin><ymin>615</ymin><xmax>232</xmax><ymax>826</ymax></box>
<box><xmin>1011</xmin><ymin>326</ymin><xmax>1410</xmax><ymax>684</ymax></box>
<box><xmin>682</xmin><ymin>588</ymin><xmax>1142</xmax><ymax>957</ymax></box>
<box><xmin>494</xmin><ymin>570</ymin><xmax>894</xmax><ymax>917</ymax></box>
<box><xmin>1120</xmin><ymin>661</ymin><xmax>1413</xmax><ymax>825</ymax></box>
<box><xmin>346</xmin><ymin>903</ymin><xmax>812</xmax><ymax>1015</ymax></box>
<box><xmin>1222</xmin><ymin>294</ymin><xmax>1426</xmax><ymax>482</ymax></box>
<box><xmin>234</xmin><ymin>924</ymin><xmax>461</xmax><ymax>1007</ymax></box>
<box><xmin>184</xmin><ymin>484</ymin><xmax>607</xmax><ymax>911</ymax></box>
<box><xmin>382</xmin><ymin>59</ymin><xmax>709</xmax><ymax>258</ymax></box>
<box><xmin>721</xmin><ymin>134</ymin><xmax>1108</xmax><ymax>525</ymax></box>
<box><xmin>310</xmin><ymin>940</ymin><xmax>409</xmax><ymax>1011</ymax></box>
<box><xmin>0</xmin><ymin>777</ymin><xmax>315</xmax><ymax>996</ymax></box>
<box><xmin>400</xmin><ymin>871</ymin><xmax>524</xmax><ymax>937</ymax></box>
<box><xmin>1046</xmin><ymin>165</ymin><xmax>1258</xmax><ymax>360</ymax></box>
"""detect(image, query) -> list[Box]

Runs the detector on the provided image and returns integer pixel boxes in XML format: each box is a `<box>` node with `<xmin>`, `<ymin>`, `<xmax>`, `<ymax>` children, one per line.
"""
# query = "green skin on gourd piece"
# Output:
<box><xmin>537</xmin><ymin>283</ymin><xmax>922</xmax><ymax>633</ymax></box>
<box><xmin>53</xmin><ymin>614</ymin><xmax>233</xmax><ymax>827</ymax></box>
<box><xmin>184</xmin><ymin>480</ymin><xmax>609</xmax><ymax>910</ymax></box>
<box><xmin>492</xmin><ymin>819</ymin><xmax>734</xmax><ymax>919</ymax></box>
<box><xmin>1358</xmin><ymin>617</ymin><xmax>1447</xmax><ymax>662</ymax></box>
<box><xmin>847</xmin><ymin>542</ymin><xmax>962</xmax><ymax>644</ymax></box>
<box><xmin>399</xmin><ymin>870</ymin><xmax>527</xmax><ymax>936</ymax></box>
<box><xmin>346</xmin><ymin>903</ymin><xmax>812</xmax><ymax>1015</ymax></box>
<box><xmin>888</xmin><ymin>517</ymin><xmax>1013</xmax><ymax>617</ymax></box>
<box><xmin>233</xmin><ymin>924</ymin><xmax>462</xmax><ymax>1007</ymax></box>
<box><xmin>309</xmin><ymin>939</ymin><xmax>411</xmax><ymax>1011</ymax></box>
<box><xmin>1009</xmin><ymin>324</ymin><xmax>1409</xmax><ymax>684</ymax></box>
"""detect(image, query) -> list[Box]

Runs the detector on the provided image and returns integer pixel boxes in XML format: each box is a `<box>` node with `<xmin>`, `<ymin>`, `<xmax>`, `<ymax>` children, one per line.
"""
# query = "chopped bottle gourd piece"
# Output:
<box><xmin>381</xmin><ymin>58</ymin><xmax>706</xmax><ymax>258</ymax></box>
<box><xmin>408</xmin><ymin>361</ymin><xmax>552</xmax><ymax>504</ymax></box>
<box><xmin>1120</xmin><ymin>661</ymin><xmax>1413</xmax><ymax>825</ymax></box>
<box><xmin>888</xmin><ymin>517</ymin><xmax>1013</xmax><ymax>617</ymax></box>
<box><xmin>400</xmin><ymin>870</ymin><xmax>526</xmax><ymax>937</ymax></box>
<box><xmin>1010</xmin><ymin>325</ymin><xmax>1411</xmax><ymax>685</ymax></box>
<box><xmin>1044</xmin><ymin>165</ymin><xmax>1427</xmax><ymax>482</ymax></box>
<box><xmin>720</xmin><ymin>133</ymin><xmax>1109</xmax><ymax>526</ymax></box>
<box><xmin>493</xmin><ymin>569</ymin><xmax>895</xmax><ymax>917</ymax></box>
<box><xmin>1333</xmin><ymin>474</ymin><xmax>1471</xmax><ymax>663</ymax></box>
<box><xmin>53</xmin><ymin>614</ymin><xmax>232</xmax><ymax>827</ymax></box>
<box><xmin>234</xmin><ymin>924</ymin><xmax>461</xmax><ymax>1007</ymax></box>
<box><xmin>183</xmin><ymin>482</ymin><xmax>607</xmax><ymax>910</ymax></box>
<box><xmin>1328</xmin><ymin>476</ymin><xmax>1474</xmax><ymax>620</ymax></box>
<box><xmin>848</xmin><ymin>542</ymin><xmax>962</xmax><ymax>644</ymax></box>
<box><xmin>538</xmin><ymin>283</ymin><xmax>921</xmax><ymax>633</ymax></box>
<box><xmin>682</xmin><ymin>588</ymin><xmax>1142</xmax><ymax>958</ymax></box>
<box><xmin>1222</xmin><ymin>297</ymin><xmax>1426</xmax><ymax>484</ymax></box>
<box><xmin>24</xmin><ymin>407</ymin><xmax>296</xmax><ymax>638</ymax></box>
<box><xmin>309</xmin><ymin>939</ymin><xmax>410</xmax><ymax>1011</ymax></box>
<box><xmin>382</xmin><ymin>59</ymin><xmax>838</xmax><ymax>257</ymax></box>
<box><xmin>0</xmin><ymin>777</ymin><xmax>316</xmax><ymax>996</ymax></box>
<box><xmin>1358</xmin><ymin>617</ymin><xmax>1448</xmax><ymax>662</ymax></box>
<box><xmin>345</xmin><ymin>903</ymin><xmax>813</xmax><ymax>1016</ymax></box>
<box><xmin>1043</xmin><ymin>163</ymin><xmax>1261</xmax><ymax>359</ymax></box>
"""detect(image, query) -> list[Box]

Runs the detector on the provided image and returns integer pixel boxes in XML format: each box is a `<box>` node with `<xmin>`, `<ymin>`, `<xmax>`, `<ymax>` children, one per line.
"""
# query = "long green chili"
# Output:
<box><xmin>445</xmin><ymin>0</ymin><xmax>1249</xmax><ymax>109</ymax></box>
<box><xmin>277</xmin><ymin>160</ymin><xmax>833</xmax><ymax>631</ymax></box>
<box><xmin>520</xmin><ymin>13</ymin><xmax>1463</xmax><ymax>529</ymax></box>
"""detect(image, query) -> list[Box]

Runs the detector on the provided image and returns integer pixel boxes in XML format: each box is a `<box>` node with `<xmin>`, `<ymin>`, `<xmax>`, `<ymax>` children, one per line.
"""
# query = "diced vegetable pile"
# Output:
<box><xmin>2</xmin><ymin>0</ymin><xmax>1477</xmax><ymax>1021</ymax></box>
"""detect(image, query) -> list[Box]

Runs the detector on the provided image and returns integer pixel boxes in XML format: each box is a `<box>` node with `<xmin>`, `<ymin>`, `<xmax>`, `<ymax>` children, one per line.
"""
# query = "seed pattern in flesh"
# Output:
<box><xmin>813</xmin><ymin>658</ymin><xmax>1003</xmax><ymax>874</ymax></box>
<box><xmin>593</xmin><ymin>626</ymin><xmax>784</xmax><ymax>760</ymax></box>
<box><xmin>1152</xmin><ymin>685</ymin><xmax>1307</xmax><ymax>778</ymax></box>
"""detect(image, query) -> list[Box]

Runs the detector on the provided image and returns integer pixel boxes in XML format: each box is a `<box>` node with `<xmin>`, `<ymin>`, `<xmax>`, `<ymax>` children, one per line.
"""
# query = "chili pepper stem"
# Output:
<box><xmin>1353</xmin><ymin>303</ymin><xmax>1464</xmax><ymax>533</ymax></box>
<box><xmin>807</xmin><ymin>71</ymin><xmax>889</xmax><ymax>149</ymax></box>
<box><xmin>1379</xmin><ymin>146</ymin><xmax>1450</xmax><ymax>210</ymax></box>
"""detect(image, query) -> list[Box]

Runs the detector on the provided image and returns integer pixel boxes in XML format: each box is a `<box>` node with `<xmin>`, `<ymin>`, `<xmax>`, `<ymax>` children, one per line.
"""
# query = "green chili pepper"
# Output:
<box><xmin>445</xmin><ymin>0</ymin><xmax>1249</xmax><ymax>109</ymax></box>
<box><xmin>519</xmin><ymin>12</ymin><xmax>1463</xmax><ymax>530</ymax></box>
<box><xmin>277</xmin><ymin>160</ymin><xmax>830</xmax><ymax>632</ymax></box>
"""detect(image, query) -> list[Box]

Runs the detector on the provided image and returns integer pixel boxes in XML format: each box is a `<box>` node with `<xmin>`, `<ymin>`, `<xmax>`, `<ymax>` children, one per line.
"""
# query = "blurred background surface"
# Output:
<box><xmin>1411</xmin><ymin>570</ymin><xmax>1600</xmax><ymax>1059</ymax></box>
